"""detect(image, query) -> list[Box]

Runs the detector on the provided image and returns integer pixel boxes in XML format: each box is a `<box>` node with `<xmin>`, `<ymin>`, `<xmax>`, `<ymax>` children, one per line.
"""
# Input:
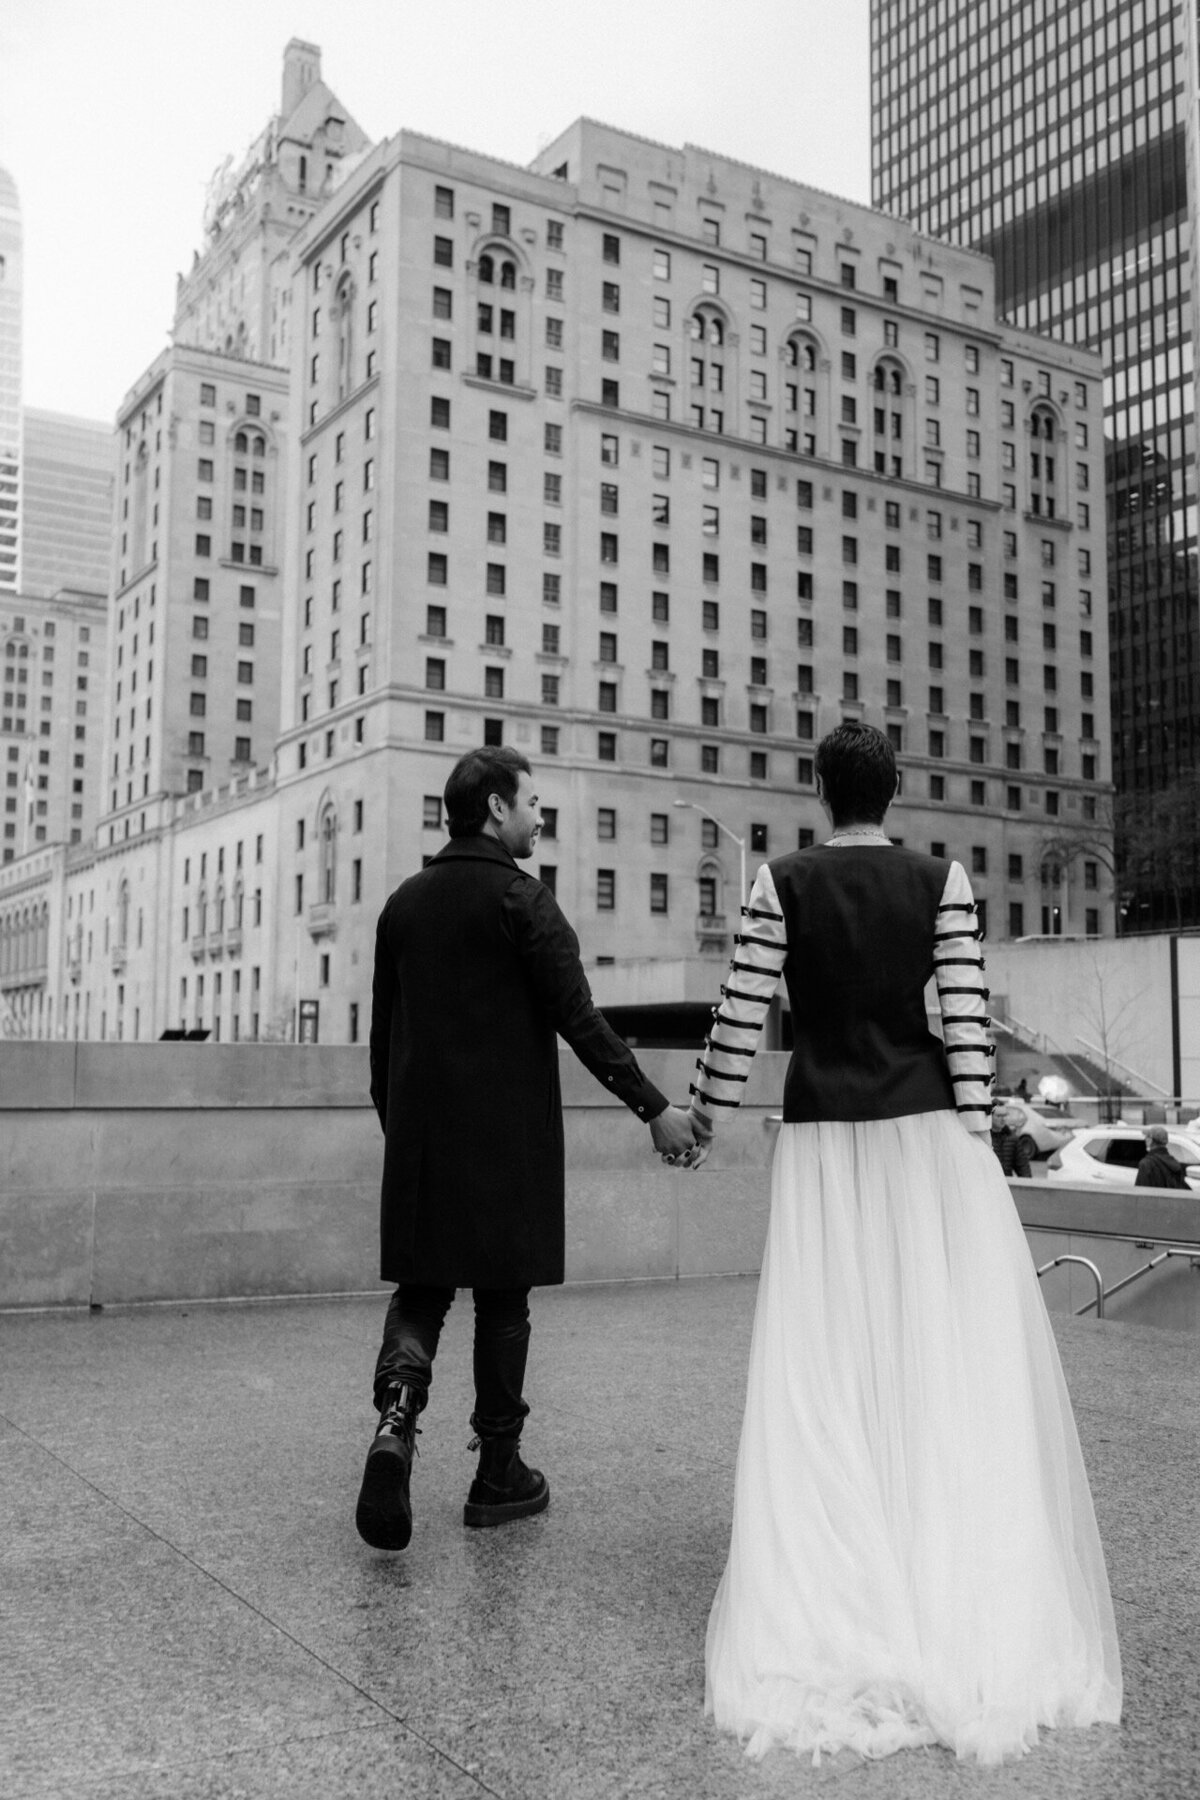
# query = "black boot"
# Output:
<box><xmin>463</xmin><ymin>1432</ymin><xmax>549</xmax><ymax>1529</ymax></box>
<box><xmin>356</xmin><ymin>1382</ymin><xmax>421</xmax><ymax>1550</ymax></box>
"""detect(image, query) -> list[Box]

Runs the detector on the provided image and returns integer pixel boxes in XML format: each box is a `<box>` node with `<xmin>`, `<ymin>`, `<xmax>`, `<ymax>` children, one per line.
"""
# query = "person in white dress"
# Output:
<box><xmin>683</xmin><ymin>723</ymin><xmax>1121</xmax><ymax>1765</ymax></box>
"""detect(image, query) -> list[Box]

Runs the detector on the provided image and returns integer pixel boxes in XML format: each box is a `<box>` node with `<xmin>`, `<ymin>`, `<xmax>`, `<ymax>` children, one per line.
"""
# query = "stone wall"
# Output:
<box><xmin>2</xmin><ymin>1044</ymin><xmax>1196</xmax><ymax>1328</ymax></box>
<box><xmin>0</xmin><ymin>1044</ymin><xmax>778</xmax><ymax>1309</ymax></box>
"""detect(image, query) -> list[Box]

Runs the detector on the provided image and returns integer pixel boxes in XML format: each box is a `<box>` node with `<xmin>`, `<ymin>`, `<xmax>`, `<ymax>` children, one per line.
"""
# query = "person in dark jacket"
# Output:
<box><xmin>1135</xmin><ymin>1126</ymin><xmax>1192</xmax><ymax>1190</ymax></box>
<box><xmin>990</xmin><ymin>1101</ymin><xmax>1032</xmax><ymax>1177</ymax></box>
<box><xmin>356</xmin><ymin>746</ymin><xmax>696</xmax><ymax>1552</ymax></box>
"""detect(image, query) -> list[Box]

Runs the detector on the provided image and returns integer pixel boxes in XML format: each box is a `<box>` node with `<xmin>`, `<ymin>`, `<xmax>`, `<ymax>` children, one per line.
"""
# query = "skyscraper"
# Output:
<box><xmin>0</xmin><ymin>168</ymin><xmax>21</xmax><ymax>595</ymax></box>
<box><xmin>20</xmin><ymin>409</ymin><xmax>113</xmax><ymax>600</ymax></box>
<box><xmin>871</xmin><ymin>0</ymin><xmax>1194</xmax><ymax>926</ymax></box>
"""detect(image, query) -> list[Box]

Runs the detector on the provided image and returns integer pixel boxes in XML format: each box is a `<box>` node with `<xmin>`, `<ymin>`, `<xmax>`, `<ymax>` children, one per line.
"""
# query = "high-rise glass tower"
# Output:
<box><xmin>0</xmin><ymin>168</ymin><xmax>21</xmax><ymax>595</ymax></box>
<box><xmin>871</xmin><ymin>0</ymin><xmax>1195</xmax><ymax>926</ymax></box>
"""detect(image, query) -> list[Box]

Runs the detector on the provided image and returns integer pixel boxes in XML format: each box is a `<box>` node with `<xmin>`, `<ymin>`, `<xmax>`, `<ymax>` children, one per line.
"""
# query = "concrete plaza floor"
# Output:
<box><xmin>1</xmin><ymin>1276</ymin><xmax>1197</xmax><ymax>1800</ymax></box>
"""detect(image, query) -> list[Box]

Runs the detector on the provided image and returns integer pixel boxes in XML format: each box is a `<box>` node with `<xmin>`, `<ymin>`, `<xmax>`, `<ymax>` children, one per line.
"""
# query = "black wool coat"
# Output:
<box><xmin>369</xmin><ymin>835</ymin><xmax>669</xmax><ymax>1288</ymax></box>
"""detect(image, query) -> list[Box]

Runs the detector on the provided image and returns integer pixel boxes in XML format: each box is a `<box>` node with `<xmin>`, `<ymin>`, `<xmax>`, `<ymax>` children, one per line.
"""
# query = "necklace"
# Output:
<box><xmin>826</xmin><ymin>827</ymin><xmax>891</xmax><ymax>845</ymax></box>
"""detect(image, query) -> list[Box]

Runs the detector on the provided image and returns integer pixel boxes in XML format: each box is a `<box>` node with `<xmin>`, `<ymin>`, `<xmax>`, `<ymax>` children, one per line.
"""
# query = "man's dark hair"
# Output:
<box><xmin>815</xmin><ymin>722</ymin><xmax>896</xmax><ymax>825</ymax></box>
<box><xmin>444</xmin><ymin>746</ymin><xmax>531</xmax><ymax>838</ymax></box>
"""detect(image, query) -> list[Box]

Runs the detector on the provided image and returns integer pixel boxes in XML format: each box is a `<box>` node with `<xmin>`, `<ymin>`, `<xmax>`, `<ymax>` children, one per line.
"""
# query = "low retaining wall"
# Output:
<box><xmin>0</xmin><ymin>1045</ymin><xmax>779</xmax><ymax>1309</ymax></box>
<box><xmin>2</xmin><ymin>1046</ymin><xmax>1196</xmax><ymax>1326</ymax></box>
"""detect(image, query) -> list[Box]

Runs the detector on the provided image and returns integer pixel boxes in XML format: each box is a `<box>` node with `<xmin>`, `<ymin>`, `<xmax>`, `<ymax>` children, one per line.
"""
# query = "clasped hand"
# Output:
<box><xmin>649</xmin><ymin>1104</ymin><xmax>714</xmax><ymax>1170</ymax></box>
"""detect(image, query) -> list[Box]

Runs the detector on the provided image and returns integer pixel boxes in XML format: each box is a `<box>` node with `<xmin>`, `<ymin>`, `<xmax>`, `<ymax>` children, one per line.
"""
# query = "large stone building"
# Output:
<box><xmin>19</xmin><ymin>408</ymin><xmax>113</xmax><ymax>600</ymax></box>
<box><xmin>871</xmin><ymin>0</ymin><xmax>1196</xmax><ymax>924</ymax></box>
<box><xmin>104</xmin><ymin>346</ymin><xmax>289</xmax><ymax>837</ymax></box>
<box><xmin>0</xmin><ymin>88</ymin><xmax>1113</xmax><ymax>1042</ymax></box>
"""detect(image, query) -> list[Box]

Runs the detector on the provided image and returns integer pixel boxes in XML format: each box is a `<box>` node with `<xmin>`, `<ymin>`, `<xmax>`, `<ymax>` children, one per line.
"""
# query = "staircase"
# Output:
<box><xmin>993</xmin><ymin>1012</ymin><xmax>1135</xmax><ymax>1110</ymax></box>
<box><xmin>1049</xmin><ymin>1045</ymin><xmax>1133</xmax><ymax>1104</ymax></box>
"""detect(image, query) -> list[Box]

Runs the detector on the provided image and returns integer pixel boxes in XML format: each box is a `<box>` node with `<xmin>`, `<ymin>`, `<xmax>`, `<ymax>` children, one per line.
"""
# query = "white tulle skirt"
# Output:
<box><xmin>705</xmin><ymin>1111</ymin><xmax>1122</xmax><ymax>1766</ymax></box>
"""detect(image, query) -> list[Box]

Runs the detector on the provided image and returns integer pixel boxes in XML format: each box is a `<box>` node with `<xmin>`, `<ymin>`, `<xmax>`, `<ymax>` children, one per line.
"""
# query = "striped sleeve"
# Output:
<box><xmin>932</xmin><ymin>859</ymin><xmax>994</xmax><ymax>1123</ymax></box>
<box><xmin>690</xmin><ymin>863</ymin><xmax>788</xmax><ymax>1128</ymax></box>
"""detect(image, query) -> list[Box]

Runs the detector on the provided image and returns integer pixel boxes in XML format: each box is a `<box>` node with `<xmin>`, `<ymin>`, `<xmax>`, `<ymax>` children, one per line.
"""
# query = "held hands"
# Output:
<box><xmin>649</xmin><ymin>1104</ymin><xmax>714</xmax><ymax>1170</ymax></box>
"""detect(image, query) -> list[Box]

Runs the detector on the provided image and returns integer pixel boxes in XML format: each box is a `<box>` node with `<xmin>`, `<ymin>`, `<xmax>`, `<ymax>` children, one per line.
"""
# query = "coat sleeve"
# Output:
<box><xmin>933</xmin><ymin>861</ymin><xmax>994</xmax><ymax>1127</ymax></box>
<box><xmin>689</xmin><ymin>864</ymin><xmax>788</xmax><ymax>1132</ymax></box>
<box><xmin>500</xmin><ymin>877</ymin><xmax>669</xmax><ymax>1121</ymax></box>
<box><xmin>368</xmin><ymin>900</ymin><xmax>395</xmax><ymax>1131</ymax></box>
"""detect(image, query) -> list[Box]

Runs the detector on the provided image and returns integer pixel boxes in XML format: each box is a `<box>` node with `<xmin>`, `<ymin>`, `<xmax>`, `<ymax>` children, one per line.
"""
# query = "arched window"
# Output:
<box><xmin>689</xmin><ymin>306</ymin><xmax>729</xmax><ymax>432</ymax></box>
<box><xmin>697</xmin><ymin>854</ymin><xmax>726</xmax><ymax>921</ymax></box>
<box><xmin>116</xmin><ymin>881</ymin><xmax>130</xmax><ymax>949</ymax></box>
<box><xmin>473</xmin><ymin>244</ymin><xmax>529</xmax><ymax>386</ymax></box>
<box><xmin>215</xmin><ymin>884</ymin><xmax>225</xmax><ymax>932</ymax></box>
<box><xmin>334</xmin><ymin>273</ymin><xmax>355</xmax><ymax>400</ymax></box>
<box><xmin>251</xmin><ymin>433</ymin><xmax>265</xmax><ymax>458</ymax></box>
<box><xmin>868</xmin><ymin>356</ymin><xmax>909</xmax><ymax>476</ymax></box>
<box><xmin>319</xmin><ymin>803</ymin><xmax>337</xmax><ymax>904</ymax></box>
<box><xmin>1028</xmin><ymin>403</ymin><xmax>1060</xmax><ymax>518</ymax></box>
<box><xmin>197</xmin><ymin>885</ymin><xmax>207</xmax><ymax>936</ymax></box>
<box><xmin>235</xmin><ymin>431</ymin><xmax>248</xmax><ymax>454</ymax></box>
<box><xmin>784</xmin><ymin>332</ymin><xmax>823</xmax><ymax>455</ymax></box>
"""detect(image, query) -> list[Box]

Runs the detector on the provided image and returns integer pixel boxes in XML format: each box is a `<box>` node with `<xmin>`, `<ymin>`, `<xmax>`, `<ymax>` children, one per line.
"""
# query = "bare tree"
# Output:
<box><xmin>1073</xmin><ymin>946</ymin><xmax>1142</xmax><ymax>1121</ymax></box>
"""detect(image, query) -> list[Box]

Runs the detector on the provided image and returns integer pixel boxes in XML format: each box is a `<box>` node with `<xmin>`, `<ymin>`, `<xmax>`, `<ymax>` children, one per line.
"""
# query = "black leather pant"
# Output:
<box><xmin>372</xmin><ymin>1284</ymin><xmax>532</xmax><ymax>1439</ymax></box>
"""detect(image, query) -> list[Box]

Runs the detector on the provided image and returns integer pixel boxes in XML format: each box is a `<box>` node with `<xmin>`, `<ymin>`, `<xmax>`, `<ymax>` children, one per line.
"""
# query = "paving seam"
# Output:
<box><xmin>1</xmin><ymin>1413</ymin><xmax>506</xmax><ymax>1800</ymax></box>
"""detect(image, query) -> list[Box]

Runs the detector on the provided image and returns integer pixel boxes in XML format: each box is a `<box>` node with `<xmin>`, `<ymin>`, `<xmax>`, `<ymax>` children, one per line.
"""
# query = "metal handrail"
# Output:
<box><xmin>1073</xmin><ymin>1247</ymin><xmax>1200</xmax><ymax>1317</ymax></box>
<box><xmin>1035</xmin><ymin>1253</ymin><xmax>1105</xmax><ymax>1318</ymax></box>
<box><xmin>1073</xmin><ymin>1035</ymin><xmax>1173</xmax><ymax>1101</ymax></box>
<box><xmin>996</xmin><ymin>1007</ymin><xmax>1056</xmax><ymax>1057</ymax></box>
<box><xmin>1031</xmin><ymin>1227</ymin><xmax>1200</xmax><ymax>1320</ymax></box>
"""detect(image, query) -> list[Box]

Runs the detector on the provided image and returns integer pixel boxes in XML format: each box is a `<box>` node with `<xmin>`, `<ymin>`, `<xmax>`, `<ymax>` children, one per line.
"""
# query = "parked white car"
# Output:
<box><xmin>1000</xmin><ymin>1098</ymin><xmax>1082</xmax><ymax>1164</ymax></box>
<box><xmin>1046</xmin><ymin>1126</ymin><xmax>1200</xmax><ymax>1189</ymax></box>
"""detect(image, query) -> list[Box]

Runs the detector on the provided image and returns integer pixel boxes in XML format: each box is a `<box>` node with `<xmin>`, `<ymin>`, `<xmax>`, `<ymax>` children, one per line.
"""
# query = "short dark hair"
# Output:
<box><xmin>815</xmin><ymin>722</ymin><xmax>896</xmax><ymax>825</ymax></box>
<box><xmin>444</xmin><ymin>746</ymin><xmax>531</xmax><ymax>837</ymax></box>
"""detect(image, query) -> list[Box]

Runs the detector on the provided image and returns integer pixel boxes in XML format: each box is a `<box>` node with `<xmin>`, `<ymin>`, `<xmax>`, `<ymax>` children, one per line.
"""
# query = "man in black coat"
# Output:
<box><xmin>356</xmin><ymin>746</ymin><xmax>697</xmax><ymax>1551</ymax></box>
<box><xmin>1135</xmin><ymin>1126</ymin><xmax>1192</xmax><ymax>1190</ymax></box>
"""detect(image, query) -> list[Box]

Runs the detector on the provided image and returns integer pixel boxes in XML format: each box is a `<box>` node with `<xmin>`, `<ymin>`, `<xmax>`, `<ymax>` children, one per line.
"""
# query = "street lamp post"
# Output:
<box><xmin>673</xmin><ymin>799</ymin><xmax>747</xmax><ymax>913</ymax></box>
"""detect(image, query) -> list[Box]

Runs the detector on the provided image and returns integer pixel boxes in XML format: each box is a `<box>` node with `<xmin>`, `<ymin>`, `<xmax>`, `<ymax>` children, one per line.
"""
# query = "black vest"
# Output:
<box><xmin>769</xmin><ymin>844</ymin><xmax>957</xmax><ymax>1123</ymax></box>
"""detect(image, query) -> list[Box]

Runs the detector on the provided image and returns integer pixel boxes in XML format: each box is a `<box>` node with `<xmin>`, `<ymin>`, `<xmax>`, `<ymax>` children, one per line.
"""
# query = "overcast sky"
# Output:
<box><xmin>2</xmin><ymin>0</ymin><xmax>872</xmax><ymax>425</ymax></box>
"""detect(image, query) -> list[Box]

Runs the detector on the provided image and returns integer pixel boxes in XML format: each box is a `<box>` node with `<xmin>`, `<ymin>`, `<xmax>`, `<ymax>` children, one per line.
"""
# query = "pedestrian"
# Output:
<box><xmin>357</xmin><ymin>746</ymin><xmax>696</xmax><ymax>1551</ymax></box>
<box><xmin>991</xmin><ymin>1101</ymin><xmax>1032</xmax><ymax>1177</ymax></box>
<box><xmin>685</xmin><ymin>722</ymin><xmax>1120</xmax><ymax>1764</ymax></box>
<box><xmin>1135</xmin><ymin>1125</ymin><xmax>1191</xmax><ymax>1190</ymax></box>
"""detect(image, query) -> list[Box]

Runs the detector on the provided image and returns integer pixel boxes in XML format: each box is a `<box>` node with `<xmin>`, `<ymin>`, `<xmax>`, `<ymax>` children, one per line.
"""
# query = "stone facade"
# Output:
<box><xmin>0</xmin><ymin>587</ymin><xmax>106</xmax><ymax>865</ymax></box>
<box><xmin>106</xmin><ymin>345</ymin><xmax>288</xmax><ymax>832</ymax></box>
<box><xmin>172</xmin><ymin>40</ymin><xmax>370</xmax><ymax>371</ymax></box>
